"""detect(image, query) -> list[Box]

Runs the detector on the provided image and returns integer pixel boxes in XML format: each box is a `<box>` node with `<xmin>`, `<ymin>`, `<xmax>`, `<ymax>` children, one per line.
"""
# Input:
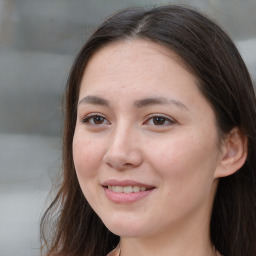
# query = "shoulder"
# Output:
<box><xmin>106</xmin><ymin>247</ymin><xmax>120</xmax><ymax>256</ymax></box>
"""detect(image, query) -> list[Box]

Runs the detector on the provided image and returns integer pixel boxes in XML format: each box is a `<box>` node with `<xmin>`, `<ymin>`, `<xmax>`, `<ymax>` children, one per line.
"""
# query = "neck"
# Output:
<box><xmin>120</xmin><ymin>232</ymin><xmax>216</xmax><ymax>256</ymax></box>
<box><xmin>120</xmin><ymin>204</ymin><xmax>216</xmax><ymax>256</ymax></box>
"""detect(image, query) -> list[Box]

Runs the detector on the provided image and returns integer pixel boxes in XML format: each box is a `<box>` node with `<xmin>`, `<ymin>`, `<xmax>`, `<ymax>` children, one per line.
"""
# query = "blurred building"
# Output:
<box><xmin>0</xmin><ymin>1</ymin><xmax>255</xmax><ymax>255</ymax></box>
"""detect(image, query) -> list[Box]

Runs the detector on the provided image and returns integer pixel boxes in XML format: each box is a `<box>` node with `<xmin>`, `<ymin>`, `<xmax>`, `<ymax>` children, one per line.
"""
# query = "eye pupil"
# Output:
<box><xmin>153</xmin><ymin>117</ymin><xmax>165</xmax><ymax>125</ymax></box>
<box><xmin>93</xmin><ymin>116</ymin><xmax>104</xmax><ymax>124</ymax></box>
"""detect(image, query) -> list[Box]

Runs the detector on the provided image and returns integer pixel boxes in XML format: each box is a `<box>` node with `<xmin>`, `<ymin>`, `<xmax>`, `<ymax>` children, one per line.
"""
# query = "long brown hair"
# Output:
<box><xmin>41</xmin><ymin>5</ymin><xmax>256</xmax><ymax>256</ymax></box>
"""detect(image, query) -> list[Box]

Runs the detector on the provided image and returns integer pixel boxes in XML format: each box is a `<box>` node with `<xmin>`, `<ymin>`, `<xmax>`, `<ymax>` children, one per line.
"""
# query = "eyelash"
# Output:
<box><xmin>81</xmin><ymin>114</ymin><xmax>175</xmax><ymax>127</ymax></box>
<box><xmin>81</xmin><ymin>114</ymin><xmax>109</xmax><ymax>125</ymax></box>
<box><xmin>144</xmin><ymin>114</ymin><xmax>175</xmax><ymax>126</ymax></box>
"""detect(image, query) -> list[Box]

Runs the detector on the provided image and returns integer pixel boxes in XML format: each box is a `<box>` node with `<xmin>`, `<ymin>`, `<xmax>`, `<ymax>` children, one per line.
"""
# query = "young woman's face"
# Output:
<box><xmin>73</xmin><ymin>40</ymin><xmax>221</xmax><ymax>238</ymax></box>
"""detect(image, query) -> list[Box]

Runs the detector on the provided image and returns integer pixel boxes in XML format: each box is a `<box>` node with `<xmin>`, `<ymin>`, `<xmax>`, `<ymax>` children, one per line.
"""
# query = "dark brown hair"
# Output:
<box><xmin>41</xmin><ymin>5</ymin><xmax>256</xmax><ymax>256</ymax></box>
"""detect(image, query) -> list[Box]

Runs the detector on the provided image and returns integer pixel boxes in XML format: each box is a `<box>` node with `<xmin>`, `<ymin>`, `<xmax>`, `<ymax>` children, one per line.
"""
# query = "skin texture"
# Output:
<box><xmin>72</xmin><ymin>40</ymin><xmax>246</xmax><ymax>256</ymax></box>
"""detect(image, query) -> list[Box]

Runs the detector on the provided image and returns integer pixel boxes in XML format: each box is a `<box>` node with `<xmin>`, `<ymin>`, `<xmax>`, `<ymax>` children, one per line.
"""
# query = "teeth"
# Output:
<box><xmin>115</xmin><ymin>186</ymin><xmax>124</xmax><ymax>193</ymax></box>
<box><xmin>123</xmin><ymin>186</ymin><xmax>133</xmax><ymax>193</ymax></box>
<box><xmin>107</xmin><ymin>185</ymin><xmax>148</xmax><ymax>193</ymax></box>
<box><xmin>133</xmin><ymin>186</ymin><xmax>140</xmax><ymax>192</ymax></box>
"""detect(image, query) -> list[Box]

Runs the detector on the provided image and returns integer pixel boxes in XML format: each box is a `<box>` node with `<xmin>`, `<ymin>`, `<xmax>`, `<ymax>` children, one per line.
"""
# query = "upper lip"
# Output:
<box><xmin>102</xmin><ymin>179</ymin><xmax>155</xmax><ymax>189</ymax></box>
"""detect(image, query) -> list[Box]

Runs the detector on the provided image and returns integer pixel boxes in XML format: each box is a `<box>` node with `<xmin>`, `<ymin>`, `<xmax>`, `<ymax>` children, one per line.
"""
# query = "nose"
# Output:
<box><xmin>103</xmin><ymin>126</ymin><xmax>143</xmax><ymax>170</ymax></box>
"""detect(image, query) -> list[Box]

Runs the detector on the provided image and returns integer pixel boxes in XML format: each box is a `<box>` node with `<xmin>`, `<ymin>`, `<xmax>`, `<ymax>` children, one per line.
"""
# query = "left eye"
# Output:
<box><xmin>82</xmin><ymin>115</ymin><xmax>109</xmax><ymax>125</ymax></box>
<box><xmin>145</xmin><ymin>116</ymin><xmax>175</xmax><ymax>126</ymax></box>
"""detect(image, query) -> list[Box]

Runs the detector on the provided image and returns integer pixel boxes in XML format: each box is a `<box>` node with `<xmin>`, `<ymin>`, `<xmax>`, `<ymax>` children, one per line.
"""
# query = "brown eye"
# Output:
<box><xmin>82</xmin><ymin>115</ymin><xmax>109</xmax><ymax>125</ymax></box>
<box><xmin>152</xmin><ymin>117</ymin><xmax>166</xmax><ymax>125</ymax></box>
<box><xmin>144</xmin><ymin>115</ymin><xmax>175</xmax><ymax>127</ymax></box>
<box><xmin>93</xmin><ymin>116</ymin><xmax>105</xmax><ymax>124</ymax></box>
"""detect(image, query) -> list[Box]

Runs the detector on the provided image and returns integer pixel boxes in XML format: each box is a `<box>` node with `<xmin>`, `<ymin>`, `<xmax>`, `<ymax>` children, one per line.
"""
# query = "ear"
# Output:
<box><xmin>214</xmin><ymin>127</ymin><xmax>248</xmax><ymax>178</ymax></box>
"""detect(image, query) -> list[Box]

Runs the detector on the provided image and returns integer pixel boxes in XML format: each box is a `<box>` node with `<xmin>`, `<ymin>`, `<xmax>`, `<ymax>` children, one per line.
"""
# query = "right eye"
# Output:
<box><xmin>81</xmin><ymin>114</ymin><xmax>110</xmax><ymax>126</ymax></box>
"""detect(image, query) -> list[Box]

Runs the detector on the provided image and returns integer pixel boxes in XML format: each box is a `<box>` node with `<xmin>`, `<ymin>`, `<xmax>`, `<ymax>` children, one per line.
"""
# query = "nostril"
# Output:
<box><xmin>124</xmin><ymin>163</ymin><xmax>133</xmax><ymax>166</ymax></box>
<box><xmin>106</xmin><ymin>162</ymin><xmax>112</xmax><ymax>168</ymax></box>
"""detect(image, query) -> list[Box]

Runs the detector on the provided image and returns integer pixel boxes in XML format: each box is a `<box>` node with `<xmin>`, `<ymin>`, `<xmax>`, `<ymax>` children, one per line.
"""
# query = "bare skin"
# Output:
<box><xmin>73</xmin><ymin>40</ymin><xmax>247</xmax><ymax>256</ymax></box>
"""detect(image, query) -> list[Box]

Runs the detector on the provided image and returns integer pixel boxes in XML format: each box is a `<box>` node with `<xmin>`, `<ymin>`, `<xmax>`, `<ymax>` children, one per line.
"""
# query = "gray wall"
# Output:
<box><xmin>0</xmin><ymin>1</ymin><xmax>255</xmax><ymax>255</ymax></box>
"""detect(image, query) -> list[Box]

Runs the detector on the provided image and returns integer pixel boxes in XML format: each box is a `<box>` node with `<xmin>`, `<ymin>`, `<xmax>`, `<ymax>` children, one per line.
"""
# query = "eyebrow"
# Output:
<box><xmin>78</xmin><ymin>95</ymin><xmax>188</xmax><ymax>111</ymax></box>
<box><xmin>78</xmin><ymin>95</ymin><xmax>109</xmax><ymax>106</ymax></box>
<box><xmin>134</xmin><ymin>97</ymin><xmax>189</xmax><ymax>110</ymax></box>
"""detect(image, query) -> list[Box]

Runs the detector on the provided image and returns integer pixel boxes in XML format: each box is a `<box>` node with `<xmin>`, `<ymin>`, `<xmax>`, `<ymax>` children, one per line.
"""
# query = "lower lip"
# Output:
<box><xmin>104</xmin><ymin>187</ymin><xmax>154</xmax><ymax>204</ymax></box>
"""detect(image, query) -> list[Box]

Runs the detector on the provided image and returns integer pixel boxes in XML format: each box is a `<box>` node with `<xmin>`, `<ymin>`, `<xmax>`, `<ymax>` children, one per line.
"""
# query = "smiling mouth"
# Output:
<box><xmin>103</xmin><ymin>183</ymin><xmax>155</xmax><ymax>203</ymax></box>
<box><xmin>107</xmin><ymin>185</ymin><xmax>152</xmax><ymax>193</ymax></box>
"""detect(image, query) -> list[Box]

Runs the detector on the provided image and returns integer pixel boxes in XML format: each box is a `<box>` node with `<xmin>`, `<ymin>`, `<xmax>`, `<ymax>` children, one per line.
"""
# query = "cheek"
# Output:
<box><xmin>146</xmin><ymin>130</ymin><xmax>219</xmax><ymax>191</ymax></box>
<box><xmin>72</xmin><ymin>130</ymin><xmax>103</xmax><ymax>180</ymax></box>
<box><xmin>146</xmin><ymin>135</ymin><xmax>218</xmax><ymax>221</ymax></box>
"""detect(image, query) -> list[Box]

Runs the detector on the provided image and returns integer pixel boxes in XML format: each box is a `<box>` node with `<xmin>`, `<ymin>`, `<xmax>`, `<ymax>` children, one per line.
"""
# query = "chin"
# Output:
<box><xmin>101</xmin><ymin>215</ymin><xmax>149</xmax><ymax>237</ymax></box>
<box><xmin>108</xmin><ymin>226</ymin><xmax>146</xmax><ymax>238</ymax></box>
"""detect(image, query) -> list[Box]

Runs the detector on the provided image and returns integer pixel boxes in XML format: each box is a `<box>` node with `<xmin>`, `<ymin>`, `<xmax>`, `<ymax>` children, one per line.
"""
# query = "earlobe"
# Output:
<box><xmin>214</xmin><ymin>127</ymin><xmax>248</xmax><ymax>178</ymax></box>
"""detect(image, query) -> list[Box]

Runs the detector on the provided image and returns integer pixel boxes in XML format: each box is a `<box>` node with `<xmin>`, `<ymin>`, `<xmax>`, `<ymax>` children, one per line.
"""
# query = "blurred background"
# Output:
<box><xmin>0</xmin><ymin>0</ymin><xmax>255</xmax><ymax>255</ymax></box>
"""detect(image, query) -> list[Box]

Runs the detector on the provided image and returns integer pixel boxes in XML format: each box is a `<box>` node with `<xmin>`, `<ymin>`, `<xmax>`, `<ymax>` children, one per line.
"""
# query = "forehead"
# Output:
<box><xmin>80</xmin><ymin>39</ymin><xmax>197</xmax><ymax>96</ymax></box>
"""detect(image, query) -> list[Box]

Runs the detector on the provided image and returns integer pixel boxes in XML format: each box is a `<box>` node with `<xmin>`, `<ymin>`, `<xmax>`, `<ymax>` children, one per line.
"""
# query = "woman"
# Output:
<box><xmin>41</xmin><ymin>5</ymin><xmax>256</xmax><ymax>256</ymax></box>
